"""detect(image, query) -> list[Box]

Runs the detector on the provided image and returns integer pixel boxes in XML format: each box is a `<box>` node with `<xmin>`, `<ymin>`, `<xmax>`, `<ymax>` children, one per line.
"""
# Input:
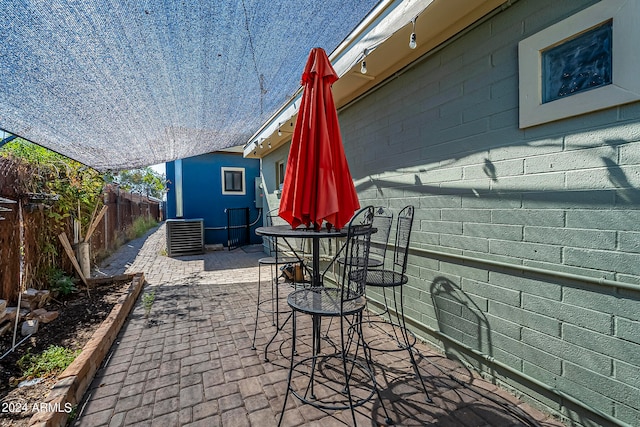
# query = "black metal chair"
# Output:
<box><xmin>363</xmin><ymin>205</ymin><xmax>432</xmax><ymax>402</ymax></box>
<box><xmin>251</xmin><ymin>208</ymin><xmax>303</xmax><ymax>354</ymax></box>
<box><xmin>278</xmin><ymin>206</ymin><xmax>392</xmax><ymax>426</ymax></box>
<box><xmin>368</xmin><ymin>206</ymin><xmax>394</xmax><ymax>268</ymax></box>
<box><xmin>332</xmin><ymin>206</ymin><xmax>393</xmax><ymax>326</ymax></box>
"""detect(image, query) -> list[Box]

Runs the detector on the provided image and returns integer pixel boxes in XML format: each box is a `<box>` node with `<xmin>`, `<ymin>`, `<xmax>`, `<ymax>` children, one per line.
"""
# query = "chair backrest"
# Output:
<box><xmin>262</xmin><ymin>208</ymin><xmax>281</xmax><ymax>255</ymax></box>
<box><xmin>391</xmin><ymin>205</ymin><xmax>415</xmax><ymax>275</ymax></box>
<box><xmin>339</xmin><ymin>206</ymin><xmax>375</xmax><ymax>304</ymax></box>
<box><xmin>369</xmin><ymin>206</ymin><xmax>393</xmax><ymax>267</ymax></box>
<box><xmin>266</xmin><ymin>208</ymin><xmax>305</xmax><ymax>257</ymax></box>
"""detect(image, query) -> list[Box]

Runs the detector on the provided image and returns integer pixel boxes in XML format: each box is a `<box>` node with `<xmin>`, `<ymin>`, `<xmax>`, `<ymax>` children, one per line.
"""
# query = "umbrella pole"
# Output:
<box><xmin>312</xmin><ymin>238</ymin><xmax>320</xmax><ymax>287</ymax></box>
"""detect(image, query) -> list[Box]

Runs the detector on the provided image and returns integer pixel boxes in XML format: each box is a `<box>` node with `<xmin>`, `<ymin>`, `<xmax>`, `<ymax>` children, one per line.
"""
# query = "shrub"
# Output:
<box><xmin>126</xmin><ymin>216</ymin><xmax>158</xmax><ymax>241</ymax></box>
<box><xmin>17</xmin><ymin>345</ymin><xmax>80</xmax><ymax>379</ymax></box>
<box><xmin>46</xmin><ymin>268</ymin><xmax>77</xmax><ymax>295</ymax></box>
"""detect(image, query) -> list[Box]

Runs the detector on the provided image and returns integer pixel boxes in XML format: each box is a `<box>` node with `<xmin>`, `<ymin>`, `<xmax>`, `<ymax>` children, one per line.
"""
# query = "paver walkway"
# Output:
<box><xmin>73</xmin><ymin>224</ymin><xmax>565</xmax><ymax>427</ymax></box>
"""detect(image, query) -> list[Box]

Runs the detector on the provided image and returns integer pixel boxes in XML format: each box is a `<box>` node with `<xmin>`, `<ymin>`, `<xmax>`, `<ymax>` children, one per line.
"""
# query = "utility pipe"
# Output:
<box><xmin>368</xmin><ymin>241</ymin><xmax>638</xmax><ymax>427</ymax></box>
<box><xmin>411</xmin><ymin>246</ymin><xmax>640</xmax><ymax>293</ymax></box>
<box><xmin>405</xmin><ymin>315</ymin><xmax>634</xmax><ymax>427</ymax></box>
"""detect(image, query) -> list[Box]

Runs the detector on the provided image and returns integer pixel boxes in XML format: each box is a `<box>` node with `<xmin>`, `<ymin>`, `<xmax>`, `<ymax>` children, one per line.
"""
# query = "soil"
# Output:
<box><xmin>0</xmin><ymin>278</ymin><xmax>132</xmax><ymax>427</ymax></box>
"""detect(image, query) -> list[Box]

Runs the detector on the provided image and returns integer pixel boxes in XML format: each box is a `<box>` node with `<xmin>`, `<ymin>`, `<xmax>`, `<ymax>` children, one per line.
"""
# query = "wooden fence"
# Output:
<box><xmin>0</xmin><ymin>158</ymin><xmax>161</xmax><ymax>302</ymax></box>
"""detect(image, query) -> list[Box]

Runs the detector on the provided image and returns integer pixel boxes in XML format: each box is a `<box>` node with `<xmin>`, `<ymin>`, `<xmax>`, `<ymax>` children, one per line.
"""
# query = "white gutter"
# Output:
<box><xmin>243</xmin><ymin>0</ymin><xmax>433</xmax><ymax>157</ymax></box>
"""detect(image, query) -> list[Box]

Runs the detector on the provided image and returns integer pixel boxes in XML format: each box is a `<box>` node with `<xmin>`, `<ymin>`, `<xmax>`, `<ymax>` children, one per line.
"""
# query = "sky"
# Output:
<box><xmin>151</xmin><ymin>163</ymin><xmax>166</xmax><ymax>177</ymax></box>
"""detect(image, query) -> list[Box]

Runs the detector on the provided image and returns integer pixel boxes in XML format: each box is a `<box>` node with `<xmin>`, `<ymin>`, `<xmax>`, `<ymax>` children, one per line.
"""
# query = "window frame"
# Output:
<box><xmin>221</xmin><ymin>167</ymin><xmax>246</xmax><ymax>195</ymax></box>
<box><xmin>518</xmin><ymin>0</ymin><xmax>640</xmax><ymax>128</ymax></box>
<box><xmin>276</xmin><ymin>160</ymin><xmax>286</xmax><ymax>191</ymax></box>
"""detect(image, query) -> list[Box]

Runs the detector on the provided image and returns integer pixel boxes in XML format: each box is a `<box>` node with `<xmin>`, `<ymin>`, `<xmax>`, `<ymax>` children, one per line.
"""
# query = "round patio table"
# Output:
<box><xmin>255</xmin><ymin>225</ymin><xmax>347</xmax><ymax>287</ymax></box>
<box><xmin>254</xmin><ymin>225</ymin><xmax>348</xmax><ymax>360</ymax></box>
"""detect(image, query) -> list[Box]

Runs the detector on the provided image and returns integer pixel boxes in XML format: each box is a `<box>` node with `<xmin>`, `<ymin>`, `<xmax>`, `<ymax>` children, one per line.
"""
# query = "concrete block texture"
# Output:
<box><xmin>337</xmin><ymin>0</ymin><xmax>640</xmax><ymax>425</ymax></box>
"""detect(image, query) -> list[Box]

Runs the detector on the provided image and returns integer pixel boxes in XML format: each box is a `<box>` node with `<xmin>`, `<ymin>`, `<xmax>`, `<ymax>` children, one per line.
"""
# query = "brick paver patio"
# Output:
<box><xmin>73</xmin><ymin>224</ymin><xmax>565</xmax><ymax>427</ymax></box>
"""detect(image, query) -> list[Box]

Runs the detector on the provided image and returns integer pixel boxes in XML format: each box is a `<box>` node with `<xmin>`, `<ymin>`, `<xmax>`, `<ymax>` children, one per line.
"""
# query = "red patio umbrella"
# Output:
<box><xmin>279</xmin><ymin>47</ymin><xmax>360</xmax><ymax>230</ymax></box>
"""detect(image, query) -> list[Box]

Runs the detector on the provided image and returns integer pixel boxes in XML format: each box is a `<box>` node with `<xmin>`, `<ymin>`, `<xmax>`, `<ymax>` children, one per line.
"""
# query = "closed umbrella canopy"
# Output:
<box><xmin>279</xmin><ymin>47</ymin><xmax>360</xmax><ymax>230</ymax></box>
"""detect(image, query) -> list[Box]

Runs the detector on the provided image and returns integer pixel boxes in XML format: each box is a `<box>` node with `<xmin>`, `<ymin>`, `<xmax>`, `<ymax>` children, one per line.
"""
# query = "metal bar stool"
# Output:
<box><xmin>278</xmin><ymin>206</ymin><xmax>392</xmax><ymax>426</ymax></box>
<box><xmin>251</xmin><ymin>209</ymin><xmax>304</xmax><ymax>357</ymax></box>
<box><xmin>327</xmin><ymin>206</ymin><xmax>393</xmax><ymax>333</ymax></box>
<box><xmin>363</xmin><ymin>205</ymin><xmax>432</xmax><ymax>402</ymax></box>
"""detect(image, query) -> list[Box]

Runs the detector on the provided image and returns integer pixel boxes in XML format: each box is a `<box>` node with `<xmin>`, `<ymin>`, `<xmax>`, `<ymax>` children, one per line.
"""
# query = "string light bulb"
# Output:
<box><xmin>360</xmin><ymin>48</ymin><xmax>369</xmax><ymax>74</ymax></box>
<box><xmin>360</xmin><ymin>60</ymin><xmax>367</xmax><ymax>74</ymax></box>
<box><xmin>278</xmin><ymin>123</ymin><xmax>282</xmax><ymax>136</ymax></box>
<box><xmin>409</xmin><ymin>18</ymin><xmax>417</xmax><ymax>49</ymax></box>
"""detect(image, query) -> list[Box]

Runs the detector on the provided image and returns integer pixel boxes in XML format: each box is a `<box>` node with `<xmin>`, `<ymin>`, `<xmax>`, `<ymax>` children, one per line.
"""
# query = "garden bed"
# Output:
<box><xmin>0</xmin><ymin>274</ymin><xmax>144</xmax><ymax>426</ymax></box>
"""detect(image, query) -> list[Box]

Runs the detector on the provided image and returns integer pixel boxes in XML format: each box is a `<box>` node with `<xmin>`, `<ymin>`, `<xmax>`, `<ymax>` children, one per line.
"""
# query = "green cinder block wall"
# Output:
<box><xmin>337</xmin><ymin>0</ymin><xmax>640</xmax><ymax>426</ymax></box>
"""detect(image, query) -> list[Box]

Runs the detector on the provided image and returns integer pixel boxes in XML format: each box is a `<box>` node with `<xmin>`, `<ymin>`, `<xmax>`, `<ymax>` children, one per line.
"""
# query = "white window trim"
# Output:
<box><xmin>518</xmin><ymin>0</ymin><xmax>640</xmax><ymax>128</ymax></box>
<box><xmin>221</xmin><ymin>167</ymin><xmax>246</xmax><ymax>195</ymax></box>
<box><xmin>277</xmin><ymin>160</ymin><xmax>286</xmax><ymax>191</ymax></box>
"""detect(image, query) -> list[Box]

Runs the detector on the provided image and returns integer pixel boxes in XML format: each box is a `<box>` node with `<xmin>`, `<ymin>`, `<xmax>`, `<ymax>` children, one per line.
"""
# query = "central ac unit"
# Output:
<box><xmin>166</xmin><ymin>218</ymin><xmax>204</xmax><ymax>257</ymax></box>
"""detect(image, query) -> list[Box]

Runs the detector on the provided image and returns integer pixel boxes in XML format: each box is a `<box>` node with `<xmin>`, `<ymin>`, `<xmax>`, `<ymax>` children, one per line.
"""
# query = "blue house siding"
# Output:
<box><xmin>260</xmin><ymin>1</ymin><xmax>640</xmax><ymax>425</ymax></box>
<box><xmin>166</xmin><ymin>152</ymin><xmax>262</xmax><ymax>246</ymax></box>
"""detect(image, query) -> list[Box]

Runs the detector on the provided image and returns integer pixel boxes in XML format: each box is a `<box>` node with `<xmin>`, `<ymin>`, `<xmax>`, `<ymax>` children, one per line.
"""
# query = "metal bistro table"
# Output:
<box><xmin>254</xmin><ymin>224</ymin><xmax>348</xmax><ymax>359</ymax></box>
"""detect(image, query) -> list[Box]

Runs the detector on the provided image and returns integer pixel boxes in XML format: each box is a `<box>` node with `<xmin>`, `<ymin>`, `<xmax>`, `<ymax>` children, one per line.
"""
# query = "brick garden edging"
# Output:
<box><xmin>29</xmin><ymin>272</ymin><xmax>145</xmax><ymax>427</ymax></box>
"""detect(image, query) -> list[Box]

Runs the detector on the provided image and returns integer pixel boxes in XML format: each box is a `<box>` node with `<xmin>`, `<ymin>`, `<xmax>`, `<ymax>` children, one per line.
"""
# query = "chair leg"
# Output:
<box><xmin>355</xmin><ymin>312</ymin><xmax>393</xmax><ymax>425</ymax></box>
<box><xmin>251</xmin><ymin>262</ymin><xmax>264</xmax><ymax>350</ymax></box>
<box><xmin>396</xmin><ymin>285</ymin><xmax>432</xmax><ymax>403</ymax></box>
<box><xmin>339</xmin><ymin>315</ymin><xmax>359</xmax><ymax>426</ymax></box>
<box><xmin>278</xmin><ymin>311</ymin><xmax>296</xmax><ymax>427</ymax></box>
<box><xmin>270</xmin><ymin>264</ymin><xmax>276</xmax><ymax>326</ymax></box>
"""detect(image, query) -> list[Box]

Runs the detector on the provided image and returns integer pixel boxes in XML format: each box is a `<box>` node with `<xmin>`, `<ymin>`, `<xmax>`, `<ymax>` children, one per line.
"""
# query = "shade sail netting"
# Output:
<box><xmin>0</xmin><ymin>1</ymin><xmax>379</xmax><ymax>171</ymax></box>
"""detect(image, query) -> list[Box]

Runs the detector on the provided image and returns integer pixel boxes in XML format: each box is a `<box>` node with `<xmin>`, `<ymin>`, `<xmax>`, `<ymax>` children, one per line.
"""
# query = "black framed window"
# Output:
<box><xmin>221</xmin><ymin>167</ymin><xmax>245</xmax><ymax>195</ymax></box>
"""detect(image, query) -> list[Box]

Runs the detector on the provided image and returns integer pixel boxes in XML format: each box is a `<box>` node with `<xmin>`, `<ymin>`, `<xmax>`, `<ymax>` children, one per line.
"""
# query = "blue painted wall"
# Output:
<box><xmin>166</xmin><ymin>152</ymin><xmax>262</xmax><ymax>246</ymax></box>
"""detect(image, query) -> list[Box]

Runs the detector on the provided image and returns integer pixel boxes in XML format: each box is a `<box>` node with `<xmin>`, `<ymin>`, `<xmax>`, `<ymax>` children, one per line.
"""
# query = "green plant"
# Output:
<box><xmin>104</xmin><ymin>167</ymin><xmax>167</xmax><ymax>199</ymax></box>
<box><xmin>1</xmin><ymin>139</ymin><xmax>104</xmax><ymax>284</ymax></box>
<box><xmin>66</xmin><ymin>405</ymin><xmax>78</xmax><ymax>423</ymax></box>
<box><xmin>142</xmin><ymin>290</ymin><xmax>156</xmax><ymax>318</ymax></box>
<box><xmin>46</xmin><ymin>268</ymin><xmax>77</xmax><ymax>295</ymax></box>
<box><xmin>17</xmin><ymin>345</ymin><xmax>80</xmax><ymax>379</ymax></box>
<box><xmin>126</xmin><ymin>216</ymin><xmax>158</xmax><ymax>241</ymax></box>
<box><xmin>53</xmin><ymin>275</ymin><xmax>77</xmax><ymax>295</ymax></box>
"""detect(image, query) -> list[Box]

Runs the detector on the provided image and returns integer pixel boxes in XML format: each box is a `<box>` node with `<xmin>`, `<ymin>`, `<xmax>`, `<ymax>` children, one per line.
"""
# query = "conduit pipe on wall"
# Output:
<box><xmin>404</xmin><ymin>314</ymin><xmax>633</xmax><ymax>427</ymax></box>
<box><xmin>395</xmin><ymin>245</ymin><xmax>637</xmax><ymax>427</ymax></box>
<box><xmin>411</xmin><ymin>246</ymin><xmax>640</xmax><ymax>293</ymax></box>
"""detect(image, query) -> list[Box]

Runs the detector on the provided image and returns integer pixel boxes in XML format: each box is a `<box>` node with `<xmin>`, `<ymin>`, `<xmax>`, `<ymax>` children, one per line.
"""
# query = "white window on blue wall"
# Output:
<box><xmin>221</xmin><ymin>167</ymin><xmax>245</xmax><ymax>195</ymax></box>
